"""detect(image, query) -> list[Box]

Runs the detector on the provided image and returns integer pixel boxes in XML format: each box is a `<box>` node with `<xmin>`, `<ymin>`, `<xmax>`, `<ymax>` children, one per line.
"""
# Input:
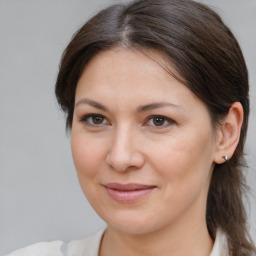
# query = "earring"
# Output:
<box><xmin>223</xmin><ymin>155</ymin><xmax>229</xmax><ymax>162</ymax></box>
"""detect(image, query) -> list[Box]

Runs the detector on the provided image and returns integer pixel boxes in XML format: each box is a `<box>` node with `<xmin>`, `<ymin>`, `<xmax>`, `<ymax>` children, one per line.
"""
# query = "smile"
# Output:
<box><xmin>103</xmin><ymin>183</ymin><xmax>157</xmax><ymax>203</ymax></box>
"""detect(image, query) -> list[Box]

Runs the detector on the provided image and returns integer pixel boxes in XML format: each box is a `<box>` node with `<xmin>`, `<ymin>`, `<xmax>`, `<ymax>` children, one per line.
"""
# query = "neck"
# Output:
<box><xmin>100</xmin><ymin>215</ymin><xmax>213</xmax><ymax>256</ymax></box>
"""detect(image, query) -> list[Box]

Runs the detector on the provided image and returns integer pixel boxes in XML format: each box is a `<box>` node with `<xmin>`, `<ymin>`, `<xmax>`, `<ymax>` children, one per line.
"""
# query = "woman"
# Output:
<box><xmin>8</xmin><ymin>0</ymin><xmax>256</xmax><ymax>255</ymax></box>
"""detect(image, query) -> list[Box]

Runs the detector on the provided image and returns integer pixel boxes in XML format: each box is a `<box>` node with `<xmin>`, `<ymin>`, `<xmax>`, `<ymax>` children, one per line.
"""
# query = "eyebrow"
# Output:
<box><xmin>75</xmin><ymin>98</ymin><xmax>109</xmax><ymax>111</ymax></box>
<box><xmin>75</xmin><ymin>98</ymin><xmax>182</xmax><ymax>112</ymax></box>
<box><xmin>136</xmin><ymin>102</ymin><xmax>182</xmax><ymax>112</ymax></box>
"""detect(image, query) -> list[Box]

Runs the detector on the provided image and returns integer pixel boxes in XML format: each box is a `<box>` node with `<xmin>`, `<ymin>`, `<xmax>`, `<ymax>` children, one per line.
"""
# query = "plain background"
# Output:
<box><xmin>0</xmin><ymin>0</ymin><xmax>255</xmax><ymax>255</ymax></box>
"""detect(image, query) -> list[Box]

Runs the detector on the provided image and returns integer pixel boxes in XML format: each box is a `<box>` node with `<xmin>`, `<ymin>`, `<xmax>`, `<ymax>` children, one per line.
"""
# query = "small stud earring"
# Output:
<box><xmin>223</xmin><ymin>155</ymin><xmax>229</xmax><ymax>162</ymax></box>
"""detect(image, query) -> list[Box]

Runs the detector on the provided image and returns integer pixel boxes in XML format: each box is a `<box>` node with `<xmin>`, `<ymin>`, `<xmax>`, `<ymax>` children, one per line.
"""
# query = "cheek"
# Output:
<box><xmin>71</xmin><ymin>132</ymin><xmax>103</xmax><ymax>178</ymax></box>
<box><xmin>71</xmin><ymin>132</ymin><xmax>107</xmax><ymax>206</ymax></box>
<box><xmin>149</xmin><ymin>130</ymin><xmax>214</xmax><ymax>190</ymax></box>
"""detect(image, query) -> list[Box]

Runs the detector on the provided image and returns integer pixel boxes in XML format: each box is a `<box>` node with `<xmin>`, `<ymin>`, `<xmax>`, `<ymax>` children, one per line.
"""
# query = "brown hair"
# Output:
<box><xmin>55</xmin><ymin>0</ymin><xmax>255</xmax><ymax>255</ymax></box>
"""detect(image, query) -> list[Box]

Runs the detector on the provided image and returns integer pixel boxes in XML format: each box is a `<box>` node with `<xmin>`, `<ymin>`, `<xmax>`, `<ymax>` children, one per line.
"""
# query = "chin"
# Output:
<box><xmin>108</xmin><ymin>222</ymin><xmax>156</xmax><ymax>235</ymax></box>
<box><xmin>99</xmin><ymin>210</ymin><xmax>162</xmax><ymax>235</ymax></box>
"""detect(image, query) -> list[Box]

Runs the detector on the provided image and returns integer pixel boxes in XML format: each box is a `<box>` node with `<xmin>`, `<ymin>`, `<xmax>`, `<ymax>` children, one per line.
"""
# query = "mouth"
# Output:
<box><xmin>103</xmin><ymin>183</ymin><xmax>157</xmax><ymax>203</ymax></box>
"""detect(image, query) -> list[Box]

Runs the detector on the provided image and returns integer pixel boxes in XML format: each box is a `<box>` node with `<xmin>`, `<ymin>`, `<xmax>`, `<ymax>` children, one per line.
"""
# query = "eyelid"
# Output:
<box><xmin>79</xmin><ymin>113</ymin><xmax>110</xmax><ymax>126</ymax></box>
<box><xmin>144</xmin><ymin>115</ymin><xmax>176</xmax><ymax>128</ymax></box>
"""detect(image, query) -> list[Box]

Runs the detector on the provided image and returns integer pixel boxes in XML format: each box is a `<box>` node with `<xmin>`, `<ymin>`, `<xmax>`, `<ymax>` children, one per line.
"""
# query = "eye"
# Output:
<box><xmin>145</xmin><ymin>115</ymin><xmax>175</xmax><ymax>128</ymax></box>
<box><xmin>80</xmin><ymin>114</ymin><xmax>109</xmax><ymax>126</ymax></box>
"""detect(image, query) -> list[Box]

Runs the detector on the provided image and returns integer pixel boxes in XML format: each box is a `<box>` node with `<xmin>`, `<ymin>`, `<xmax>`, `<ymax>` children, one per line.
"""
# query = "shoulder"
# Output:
<box><xmin>6</xmin><ymin>240</ymin><xmax>64</xmax><ymax>256</ymax></box>
<box><xmin>6</xmin><ymin>230</ymin><xmax>105</xmax><ymax>256</ymax></box>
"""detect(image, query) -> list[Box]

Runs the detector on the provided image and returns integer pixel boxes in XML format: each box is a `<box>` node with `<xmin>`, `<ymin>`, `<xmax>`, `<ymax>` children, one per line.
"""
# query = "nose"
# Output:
<box><xmin>106</xmin><ymin>126</ymin><xmax>145</xmax><ymax>172</ymax></box>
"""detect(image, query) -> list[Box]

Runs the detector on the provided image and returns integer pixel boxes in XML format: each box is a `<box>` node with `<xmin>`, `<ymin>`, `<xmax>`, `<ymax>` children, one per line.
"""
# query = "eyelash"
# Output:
<box><xmin>144</xmin><ymin>115</ymin><xmax>176</xmax><ymax>128</ymax></box>
<box><xmin>79</xmin><ymin>114</ymin><xmax>175</xmax><ymax>128</ymax></box>
<box><xmin>79</xmin><ymin>114</ymin><xmax>110</xmax><ymax>126</ymax></box>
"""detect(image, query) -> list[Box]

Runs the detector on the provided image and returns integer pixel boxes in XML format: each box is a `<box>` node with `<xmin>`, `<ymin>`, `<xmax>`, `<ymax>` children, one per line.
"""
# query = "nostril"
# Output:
<box><xmin>106</xmin><ymin>149</ymin><xmax>145</xmax><ymax>172</ymax></box>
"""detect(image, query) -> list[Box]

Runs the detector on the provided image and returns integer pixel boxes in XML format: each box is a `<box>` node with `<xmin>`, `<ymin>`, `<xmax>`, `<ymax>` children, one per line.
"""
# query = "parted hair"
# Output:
<box><xmin>55</xmin><ymin>0</ymin><xmax>256</xmax><ymax>255</ymax></box>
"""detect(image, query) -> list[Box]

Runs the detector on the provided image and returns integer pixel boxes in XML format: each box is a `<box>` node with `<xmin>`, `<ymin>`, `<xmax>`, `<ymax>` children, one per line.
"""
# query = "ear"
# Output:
<box><xmin>213</xmin><ymin>102</ymin><xmax>244</xmax><ymax>164</ymax></box>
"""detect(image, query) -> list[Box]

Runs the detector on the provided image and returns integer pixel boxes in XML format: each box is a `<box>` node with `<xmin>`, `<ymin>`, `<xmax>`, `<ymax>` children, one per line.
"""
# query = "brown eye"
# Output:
<box><xmin>152</xmin><ymin>117</ymin><xmax>165</xmax><ymax>126</ymax></box>
<box><xmin>145</xmin><ymin>115</ymin><xmax>175</xmax><ymax>128</ymax></box>
<box><xmin>92</xmin><ymin>116</ymin><xmax>104</xmax><ymax>124</ymax></box>
<box><xmin>80</xmin><ymin>114</ymin><xmax>108</xmax><ymax>126</ymax></box>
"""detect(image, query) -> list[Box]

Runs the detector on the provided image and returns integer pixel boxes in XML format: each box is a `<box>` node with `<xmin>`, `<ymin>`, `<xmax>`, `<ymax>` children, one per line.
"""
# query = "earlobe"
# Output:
<box><xmin>213</xmin><ymin>102</ymin><xmax>244</xmax><ymax>164</ymax></box>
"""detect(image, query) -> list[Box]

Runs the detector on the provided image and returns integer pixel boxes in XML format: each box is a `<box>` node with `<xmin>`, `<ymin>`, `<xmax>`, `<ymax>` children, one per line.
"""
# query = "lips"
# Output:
<box><xmin>104</xmin><ymin>183</ymin><xmax>156</xmax><ymax>203</ymax></box>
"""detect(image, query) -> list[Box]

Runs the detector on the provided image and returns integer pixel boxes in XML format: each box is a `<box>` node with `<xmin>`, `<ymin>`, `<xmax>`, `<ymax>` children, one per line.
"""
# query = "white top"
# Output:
<box><xmin>6</xmin><ymin>228</ymin><xmax>229</xmax><ymax>256</ymax></box>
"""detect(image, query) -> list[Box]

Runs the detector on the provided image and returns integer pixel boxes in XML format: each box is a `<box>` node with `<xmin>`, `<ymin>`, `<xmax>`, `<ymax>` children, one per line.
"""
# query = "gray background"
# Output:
<box><xmin>0</xmin><ymin>0</ymin><xmax>255</xmax><ymax>255</ymax></box>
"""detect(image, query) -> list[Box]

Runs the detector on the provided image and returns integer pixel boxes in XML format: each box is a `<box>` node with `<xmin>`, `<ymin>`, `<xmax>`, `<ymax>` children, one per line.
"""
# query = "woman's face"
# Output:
<box><xmin>71</xmin><ymin>48</ymin><xmax>219</xmax><ymax>235</ymax></box>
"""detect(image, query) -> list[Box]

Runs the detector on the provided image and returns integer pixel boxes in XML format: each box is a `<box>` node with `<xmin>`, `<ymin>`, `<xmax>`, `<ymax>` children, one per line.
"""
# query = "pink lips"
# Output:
<box><xmin>104</xmin><ymin>183</ymin><xmax>156</xmax><ymax>203</ymax></box>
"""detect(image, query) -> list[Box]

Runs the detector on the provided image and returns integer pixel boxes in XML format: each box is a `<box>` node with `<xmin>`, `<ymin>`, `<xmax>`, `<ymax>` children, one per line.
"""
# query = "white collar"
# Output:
<box><xmin>210</xmin><ymin>228</ymin><xmax>229</xmax><ymax>256</ymax></box>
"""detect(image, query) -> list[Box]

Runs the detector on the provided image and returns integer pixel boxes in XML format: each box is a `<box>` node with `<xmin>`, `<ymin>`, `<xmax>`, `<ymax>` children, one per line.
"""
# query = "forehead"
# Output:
<box><xmin>82</xmin><ymin>47</ymin><xmax>183</xmax><ymax>81</ymax></box>
<box><xmin>77</xmin><ymin>47</ymin><xmax>185</xmax><ymax>95</ymax></box>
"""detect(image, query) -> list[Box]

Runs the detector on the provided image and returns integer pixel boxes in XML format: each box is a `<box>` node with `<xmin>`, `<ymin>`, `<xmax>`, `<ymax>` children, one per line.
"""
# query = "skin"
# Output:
<box><xmin>71</xmin><ymin>48</ymin><xmax>242</xmax><ymax>256</ymax></box>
